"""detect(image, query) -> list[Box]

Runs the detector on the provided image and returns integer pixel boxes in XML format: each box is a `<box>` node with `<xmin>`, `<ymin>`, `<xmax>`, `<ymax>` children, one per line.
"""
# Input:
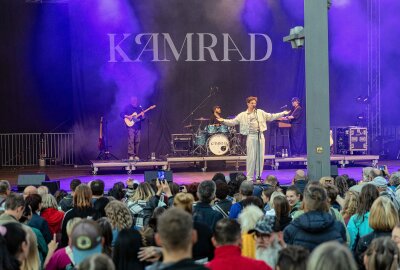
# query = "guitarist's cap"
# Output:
<box><xmin>291</xmin><ymin>97</ymin><xmax>300</xmax><ymax>103</ymax></box>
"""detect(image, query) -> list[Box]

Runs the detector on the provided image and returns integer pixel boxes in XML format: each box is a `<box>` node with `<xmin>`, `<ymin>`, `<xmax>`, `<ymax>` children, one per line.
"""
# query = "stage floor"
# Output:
<box><xmin>2</xmin><ymin>158</ymin><xmax>399</xmax><ymax>192</ymax></box>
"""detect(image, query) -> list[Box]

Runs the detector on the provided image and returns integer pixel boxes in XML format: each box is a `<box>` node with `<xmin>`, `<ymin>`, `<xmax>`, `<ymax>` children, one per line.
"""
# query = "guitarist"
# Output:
<box><xmin>120</xmin><ymin>96</ymin><xmax>145</xmax><ymax>160</ymax></box>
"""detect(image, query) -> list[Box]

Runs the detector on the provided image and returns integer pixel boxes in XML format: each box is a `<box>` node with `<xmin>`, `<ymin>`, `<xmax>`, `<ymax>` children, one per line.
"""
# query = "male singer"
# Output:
<box><xmin>217</xmin><ymin>96</ymin><xmax>289</xmax><ymax>181</ymax></box>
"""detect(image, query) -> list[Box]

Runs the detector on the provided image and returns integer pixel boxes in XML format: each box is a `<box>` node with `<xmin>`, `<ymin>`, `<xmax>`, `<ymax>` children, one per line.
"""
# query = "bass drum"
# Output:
<box><xmin>207</xmin><ymin>133</ymin><xmax>230</xmax><ymax>156</ymax></box>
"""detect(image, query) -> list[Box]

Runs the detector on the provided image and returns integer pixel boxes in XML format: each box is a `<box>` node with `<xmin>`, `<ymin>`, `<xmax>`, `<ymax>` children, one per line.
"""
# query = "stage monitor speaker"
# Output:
<box><xmin>17</xmin><ymin>173</ymin><xmax>49</xmax><ymax>187</ymax></box>
<box><xmin>144</xmin><ymin>170</ymin><xmax>173</xmax><ymax>183</ymax></box>
<box><xmin>41</xmin><ymin>181</ymin><xmax>60</xmax><ymax>195</ymax></box>
<box><xmin>331</xmin><ymin>165</ymin><xmax>339</xmax><ymax>178</ymax></box>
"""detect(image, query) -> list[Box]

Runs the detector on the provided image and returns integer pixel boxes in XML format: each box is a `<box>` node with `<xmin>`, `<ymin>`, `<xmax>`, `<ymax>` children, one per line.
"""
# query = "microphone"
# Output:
<box><xmin>280</xmin><ymin>105</ymin><xmax>288</xmax><ymax>110</ymax></box>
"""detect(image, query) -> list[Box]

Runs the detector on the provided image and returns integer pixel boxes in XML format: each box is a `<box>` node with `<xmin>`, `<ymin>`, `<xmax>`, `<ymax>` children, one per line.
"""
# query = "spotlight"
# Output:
<box><xmin>356</xmin><ymin>113</ymin><xmax>366</xmax><ymax>120</ymax></box>
<box><xmin>355</xmin><ymin>95</ymin><xmax>370</xmax><ymax>104</ymax></box>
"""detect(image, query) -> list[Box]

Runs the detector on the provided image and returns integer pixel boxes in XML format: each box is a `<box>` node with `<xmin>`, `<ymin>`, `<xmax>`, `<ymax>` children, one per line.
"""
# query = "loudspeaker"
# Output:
<box><xmin>331</xmin><ymin>165</ymin><xmax>339</xmax><ymax>178</ymax></box>
<box><xmin>41</xmin><ymin>181</ymin><xmax>60</xmax><ymax>195</ymax></box>
<box><xmin>17</xmin><ymin>173</ymin><xmax>49</xmax><ymax>187</ymax></box>
<box><xmin>144</xmin><ymin>170</ymin><xmax>173</xmax><ymax>183</ymax></box>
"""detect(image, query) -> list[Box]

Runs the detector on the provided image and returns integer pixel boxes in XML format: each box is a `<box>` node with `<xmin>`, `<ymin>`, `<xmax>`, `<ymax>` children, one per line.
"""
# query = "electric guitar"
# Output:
<box><xmin>98</xmin><ymin>117</ymin><xmax>105</xmax><ymax>151</ymax></box>
<box><xmin>124</xmin><ymin>105</ymin><xmax>156</xmax><ymax>127</ymax></box>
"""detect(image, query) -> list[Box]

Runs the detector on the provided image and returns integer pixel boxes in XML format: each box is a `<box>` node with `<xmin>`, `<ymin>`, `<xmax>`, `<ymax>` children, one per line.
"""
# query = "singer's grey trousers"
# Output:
<box><xmin>246</xmin><ymin>133</ymin><xmax>265</xmax><ymax>181</ymax></box>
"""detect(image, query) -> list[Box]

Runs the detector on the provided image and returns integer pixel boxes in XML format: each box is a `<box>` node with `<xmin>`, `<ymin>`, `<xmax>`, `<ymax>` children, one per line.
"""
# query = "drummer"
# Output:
<box><xmin>210</xmin><ymin>105</ymin><xmax>223</xmax><ymax>125</ymax></box>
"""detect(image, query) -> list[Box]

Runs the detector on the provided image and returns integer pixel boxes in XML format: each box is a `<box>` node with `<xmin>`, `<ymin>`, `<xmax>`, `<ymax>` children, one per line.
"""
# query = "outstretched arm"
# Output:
<box><xmin>263</xmin><ymin>110</ymin><xmax>290</xmax><ymax>121</ymax></box>
<box><xmin>217</xmin><ymin>113</ymin><xmax>241</xmax><ymax>127</ymax></box>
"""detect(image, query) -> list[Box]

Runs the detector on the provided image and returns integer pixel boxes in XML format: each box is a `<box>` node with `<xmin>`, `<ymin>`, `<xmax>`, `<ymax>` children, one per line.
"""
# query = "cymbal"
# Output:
<box><xmin>194</xmin><ymin>117</ymin><xmax>209</xmax><ymax>121</ymax></box>
<box><xmin>184</xmin><ymin>124</ymin><xmax>195</xmax><ymax>128</ymax></box>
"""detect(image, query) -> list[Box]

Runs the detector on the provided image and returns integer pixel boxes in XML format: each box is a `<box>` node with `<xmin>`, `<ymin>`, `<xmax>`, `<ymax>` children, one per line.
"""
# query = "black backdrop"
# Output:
<box><xmin>1</xmin><ymin>0</ymin><xmax>398</xmax><ymax>164</ymax></box>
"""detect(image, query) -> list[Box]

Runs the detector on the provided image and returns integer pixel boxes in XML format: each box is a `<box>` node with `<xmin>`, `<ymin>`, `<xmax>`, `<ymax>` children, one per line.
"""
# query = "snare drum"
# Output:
<box><xmin>206</xmin><ymin>125</ymin><xmax>219</xmax><ymax>134</ymax></box>
<box><xmin>218</xmin><ymin>125</ymin><xmax>229</xmax><ymax>133</ymax></box>
<box><xmin>194</xmin><ymin>132</ymin><xmax>207</xmax><ymax>146</ymax></box>
<box><xmin>207</xmin><ymin>133</ymin><xmax>230</xmax><ymax>155</ymax></box>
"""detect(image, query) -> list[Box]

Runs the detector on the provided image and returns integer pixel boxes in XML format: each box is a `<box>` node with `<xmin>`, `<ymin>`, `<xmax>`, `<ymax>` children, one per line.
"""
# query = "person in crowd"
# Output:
<box><xmin>44</xmin><ymin>217</ymin><xmax>82</xmax><ymax>270</ymax></box>
<box><xmin>392</xmin><ymin>223</ymin><xmax>400</xmax><ymax>251</ymax></box>
<box><xmin>212</xmin><ymin>172</ymin><xmax>226</xmax><ymax>183</ymax></box>
<box><xmin>265</xmin><ymin>191</ymin><xmax>285</xmax><ymax>216</ymax></box>
<box><xmin>19</xmin><ymin>203</ymin><xmax>48</xmax><ymax>263</ymax></box>
<box><xmin>54</xmin><ymin>190</ymin><xmax>68</xmax><ymax>206</ymax></box>
<box><xmin>324</xmin><ymin>184</ymin><xmax>341</xmax><ymax>211</ymax></box>
<box><xmin>1</xmin><ymin>222</ymin><xmax>29</xmax><ymax>269</ymax></box>
<box><xmin>370</xmin><ymin>176</ymin><xmax>400</xmax><ymax>210</ymax></box>
<box><xmin>390</xmin><ymin>172</ymin><xmax>400</xmax><ymax>197</ymax></box>
<box><xmin>340</xmin><ymin>190</ymin><xmax>359</xmax><ymax>225</ymax></box>
<box><xmin>307</xmin><ymin>241</ymin><xmax>357</xmax><ymax>270</ymax></box>
<box><xmin>347</xmin><ymin>178</ymin><xmax>357</xmax><ymax>188</ymax></box>
<box><xmin>347</xmin><ymin>184</ymin><xmax>379</xmax><ymax>251</ymax></box>
<box><xmin>186</xmin><ymin>182</ymin><xmax>200</xmax><ymax>202</ymax></box>
<box><xmin>23</xmin><ymin>186</ymin><xmax>38</xmax><ymax>199</ymax></box>
<box><xmin>362</xmin><ymin>167</ymin><xmax>374</xmax><ymax>182</ymax></box>
<box><xmin>292</xmin><ymin>170</ymin><xmax>307</xmax><ymax>194</ymax></box>
<box><xmin>105</xmin><ymin>200</ymin><xmax>133</xmax><ymax>245</ymax></box>
<box><xmin>261</xmin><ymin>187</ymin><xmax>275</xmax><ymax>213</ymax></box>
<box><xmin>206</xmin><ymin>218</ymin><xmax>271</xmax><ymax>270</ymax></box>
<box><xmin>334</xmin><ymin>175</ymin><xmax>349</xmax><ymax>198</ymax></box>
<box><xmin>363</xmin><ymin>237</ymin><xmax>399</xmax><ymax>270</ymax></box>
<box><xmin>78</xmin><ymin>254</ymin><xmax>115</xmax><ymax>270</ymax></box>
<box><xmin>213</xmin><ymin>182</ymin><xmax>232</xmax><ymax>218</ymax></box>
<box><xmin>276</xmin><ymin>246</ymin><xmax>309</xmax><ymax>270</ymax></box>
<box><xmin>108</xmin><ymin>182</ymin><xmax>126</xmax><ymax>201</ymax></box>
<box><xmin>355</xmin><ymin>196</ymin><xmax>399</xmax><ymax>266</ymax></box>
<box><xmin>0</xmin><ymin>193</ymin><xmax>25</xmax><ymax>225</ymax></box>
<box><xmin>113</xmin><ymin>229</ymin><xmax>146</xmax><ymax>270</ymax></box>
<box><xmin>60</xmin><ymin>184</ymin><xmax>94</xmax><ymax>248</ymax></box>
<box><xmin>174</xmin><ymin>192</ymin><xmax>215</xmax><ymax>262</ymax></box>
<box><xmin>249</xmin><ymin>215</ymin><xmax>283</xmax><ymax>268</ymax></box>
<box><xmin>283</xmin><ymin>183</ymin><xmax>346</xmax><ymax>251</ymax></box>
<box><xmin>96</xmin><ymin>217</ymin><xmax>113</xmax><ymax>257</ymax></box>
<box><xmin>71</xmin><ymin>219</ymin><xmax>104</xmax><ymax>266</ymax></box>
<box><xmin>238</xmin><ymin>204</ymin><xmax>264</xmax><ymax>259</ymax></box>
<box><xmin>193</xmin><ymin>180</ymin><xmax>223</xmax><ymax>231</ymax></box>
<box><xmin>92</xmin><ymin>196</ymin><xmax>110</xmax><ymax>221</ymax></box>
<box><xmin>38</xmin><ymin>186</ymin><xmax>49</xmax><ymax>197</ymax></box>
<box><xmin>25</xmin><ymin>194</ymin><xmax>52</xmax><ymax>243</ymax></box>
<box><xmin>40</xmin><ymin>194</ymin><xmax>64</xmax><ymax>236</ymax></box>
<box><xmin>127</xmin><ymin>182</ymin><xmax>155</xmax><ymax>229</ymax></box>
<box><xmin>319</xmin><ymin>176</ymin><xmax>334</xmax><ymax>186</ymax></box>
<box><xmin>147</xmin><ymin>208</ymin><xmax>208</xmax><ymax>270</ymax></box>
<box><xmin>229</xmin><ymin>180</ymin><xmax>254</xmax><ymax>219</ymax></box>
<box><xmin>264</xmin><ymin>175</ymin><xmax>278</xmax><ymax>189</ymax></box>
<box><xmin>0</xmin><ymin>180</ymin><xmax>11</xmax><ymax>213</ymax></box>
<box><xmin>271</xmin><ymin>195</ymin><xmax>292</xmax><ymax>231</ymax></box>
<box><xmin>90</xmin><ymin>180</ymin><xmax>105</xmax><ymax>203</ymax></box>
<box><xmin>167</xmin><ymin>182</ymin><xmax>180</xmax><ymax>206</ymax></box>
<box><xmin>286</xmin><ymin>185</ymin><xmax>302</xmax><ymax>218</ymax></box>
<box><xmin>21</xmin><ymin>225</ymin><xmax>41</xmax><ymax>270</ymax></box>
<box><xmin>59</xmin><ymin>179</ymin><xmax>81</xmax><ymax>212</ymax></box>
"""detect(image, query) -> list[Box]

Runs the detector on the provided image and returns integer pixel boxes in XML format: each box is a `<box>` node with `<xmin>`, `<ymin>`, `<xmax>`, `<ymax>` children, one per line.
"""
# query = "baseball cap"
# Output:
<box><xmin>71</xmin><ymin>220</ymin><xmax>102</xmax><ymax>265</ymax></box>
<box><xmin>371</xmin><ymin>176</ymin><xmax>388</xmax><ymax>188</ymax></box>
<box><xmin>248</xmin><ymin>215</ymin><xmax>275</xmax><ymax>234</ymax></box>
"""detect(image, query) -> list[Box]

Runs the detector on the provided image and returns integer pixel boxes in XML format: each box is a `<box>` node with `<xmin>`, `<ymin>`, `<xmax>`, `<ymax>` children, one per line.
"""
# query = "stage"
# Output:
<box><xmin>1</xmin><ymin>154</ymin><xmax>391</xmax><ymax>193</ymax></box>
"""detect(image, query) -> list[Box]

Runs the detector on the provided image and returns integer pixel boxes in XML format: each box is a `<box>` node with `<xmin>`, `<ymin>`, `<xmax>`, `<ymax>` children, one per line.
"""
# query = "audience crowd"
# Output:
<box><xmin>1</xmin><ymin>166</ymin><xmax>400</xmax><ymax>270</ymax></box>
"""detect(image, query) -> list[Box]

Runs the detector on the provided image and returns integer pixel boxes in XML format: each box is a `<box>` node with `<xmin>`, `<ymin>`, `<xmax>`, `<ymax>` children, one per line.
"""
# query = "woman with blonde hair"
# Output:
<box><xmin>341</xmin><ymin>191</ymin><xmax>359</xmax><ymax>225</ymax></box>
<box><xmin>105</xmin><ymin>200</ymin><xmax>133</xmax><ymax>246</ymax></box>
<box><xmin>307</xmin><ymin>241</ymin><xmax>357</xmax><ymax>270</ymax></box>
<box><xmin>127</xmin><ymin>182</ymin><xmax>155</xmax><ymax>229</ymax></box>
<box><xmin>41</xmin><ymin>194</ymin><xmax>64</xmax><ymax>236</ymax></box>
<box><xmin>355</xmin><ymin>196</ymin><xmax>399</xmax><ymax>266</ymax></box>
<box><xmin>173</xmin><ymin>191</ymin><xmax>215</xmax><ymax>262</ymax></box>
<box><xmin>60</xmin><ymin>184</ymin><xmax>94</xmax><ymax>247</ymax></box>
<box><xmin>20</xmin><ymin>226</ymin><xmax>40</xmax><ymax>270</ymax></box>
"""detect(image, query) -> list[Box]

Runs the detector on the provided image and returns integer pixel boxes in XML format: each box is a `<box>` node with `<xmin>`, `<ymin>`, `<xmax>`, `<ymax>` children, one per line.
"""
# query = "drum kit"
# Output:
<box><xmin>185</xmin><ymin>117</ymin><xmax>246</xmax><ymax>156</ymax></box>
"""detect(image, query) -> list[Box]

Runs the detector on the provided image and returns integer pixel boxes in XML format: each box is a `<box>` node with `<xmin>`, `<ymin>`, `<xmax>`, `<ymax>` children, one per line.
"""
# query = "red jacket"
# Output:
<box><xmin>41</xmin><ymin>208</ymin><xmax>64</xmax><ymax>235</ymax></box>
<box><xmin>206</xmin><ymin>245</ymin><xmax>272</xmax><ymax>270</ymax></box>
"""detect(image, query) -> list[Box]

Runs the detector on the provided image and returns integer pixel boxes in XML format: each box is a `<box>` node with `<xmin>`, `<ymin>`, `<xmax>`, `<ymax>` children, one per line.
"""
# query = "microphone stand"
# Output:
<box><xmin>254</xmin><ymin>107</ymin><xmax>262</xmax><ymax>182</ymax></box>
<box><xmin>182</xmin><ymin>87</ymin><xmax>217</xmax><ymax>125</ymax></box>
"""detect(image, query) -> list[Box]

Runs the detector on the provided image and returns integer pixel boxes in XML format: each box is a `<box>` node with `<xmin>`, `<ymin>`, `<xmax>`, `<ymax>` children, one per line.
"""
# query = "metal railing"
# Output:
<box><xmin>0</xmin><ymin>133</ymin><xmax>74</xmax><ymax>166</ymax></box>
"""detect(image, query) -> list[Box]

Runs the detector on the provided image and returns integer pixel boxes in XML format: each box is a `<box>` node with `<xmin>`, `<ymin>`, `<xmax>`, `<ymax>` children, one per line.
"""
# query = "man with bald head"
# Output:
<box><xmin>292</xmin><ymin>170</ymin><xmax>307</xmax><ymax>194</ymax></box>
<box><xmin>23</xmin><ymin>186</ymin><xmax>38</xmax><ymax>199</ymax></box>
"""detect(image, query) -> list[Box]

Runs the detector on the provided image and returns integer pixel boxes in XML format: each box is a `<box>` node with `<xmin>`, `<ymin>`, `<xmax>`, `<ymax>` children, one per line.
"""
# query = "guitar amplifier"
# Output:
<box><xmin>336</xmin><ymin>127</ymin><xmax>368</xmax><ymax>154</ymax></box>
<box><xmin>171</xmin><ymin>134</ymin><xmax>193</xmax><ymax>156</ymax></box>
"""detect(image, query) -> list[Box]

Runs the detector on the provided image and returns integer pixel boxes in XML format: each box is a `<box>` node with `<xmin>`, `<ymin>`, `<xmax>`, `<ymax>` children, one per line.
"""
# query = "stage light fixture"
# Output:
<box><xmin>283</xmin><ymin>26</ymin><xmax>305</xmax><ymax>49</ymax></box>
